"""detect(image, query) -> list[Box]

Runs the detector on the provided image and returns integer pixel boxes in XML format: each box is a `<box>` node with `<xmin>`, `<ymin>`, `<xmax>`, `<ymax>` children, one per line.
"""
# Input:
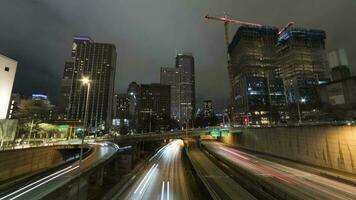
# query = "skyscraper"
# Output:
<box><xmin>228</xmin><ymin>26</ymin><xmax>286</xmax><ymax>124</ymax></box>
<box><xmin>137</xmin><ymin>84</ymin><xmax>170</xmax><ymax>132</ymax></box>
<box><xmin>160</xmin><ymin>67</ymin><xmax>180</xmax><ymax>120</ymax></box>
<box><xmin>175</xmin><ymin>53</ymin><xmax>195</xmax><ymax>125</ymax></box>
<box><xmin>58</xmin><ymin>60</ymin><xmax>74</xmax><ymax>120</ymax></box>
<box><xmin>203</xmin><ymin>100</ymin><xmax>213</xmax><ymax>118</ymax></box>
<box><xmin>277</xmin><ymin>28</ymin><xmax>329</xmax><ymax>108</ymax></box>
<box><xmin>0</xmin><ymin>54</ymin><xmax>17</xmax><ymax>119</ymax></box>
<box><xmin>59</xmin><ymin>36</ymin><xmax>117</xmax><ymax>130</ymax></box>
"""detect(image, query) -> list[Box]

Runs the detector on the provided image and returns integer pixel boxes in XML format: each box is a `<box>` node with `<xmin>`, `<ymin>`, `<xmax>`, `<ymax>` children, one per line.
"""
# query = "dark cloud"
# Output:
<box><xmin>0</xmin><ymin>0</ymin><xmax>355</xmax><ymax>111</ymax></box>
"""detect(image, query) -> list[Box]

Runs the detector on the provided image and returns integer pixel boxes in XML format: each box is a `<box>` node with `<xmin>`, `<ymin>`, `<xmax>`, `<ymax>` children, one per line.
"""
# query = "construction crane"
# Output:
<box><xmin>205</xmin><ymin>14</ymin><xmax>294</xmax><ymax>122</ymax></box>
<box><xmin>205</xmin><ymin>14</ymin><xmax>294</xmax><ymax>51</ymax></box>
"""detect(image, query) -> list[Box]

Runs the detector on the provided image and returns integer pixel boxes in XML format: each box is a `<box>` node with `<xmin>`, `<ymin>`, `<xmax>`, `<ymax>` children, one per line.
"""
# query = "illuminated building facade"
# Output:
<box><xmin>160</xmin><ymin>67</ymin><xmax>180</xmax><ymax>120</ymax></box>
<box><xmin>59</xmin><ymin>36</ymin><xmax>117</xmax><ymax>130</ymax></box>
<box><xmin>203</xmin><ymin>100</ymin><xmax>213</xmax><ymax>118</ymax></box>
<box><xmin>175</xmin><ymin>53</ymin><xmax>196</xmax><ymax>125</ymax></box>
<box><xmin>0</xmin><ymin>54</ymin><xmax>17</xmax><ymax>119</ymax></box>
<box><xmin>277</xmin><ymin>28</ymin><xmax>329</xmax><ymax>109</ymax></box>
<box><xmin>228</xmin><ymin>26</ymin><xmax>286</xmax><ymax>124</ymax></box>
<box><xmin>138</xmin><ymin>84</ymin><xmax>170</xmax><ymax>132</ymax></box>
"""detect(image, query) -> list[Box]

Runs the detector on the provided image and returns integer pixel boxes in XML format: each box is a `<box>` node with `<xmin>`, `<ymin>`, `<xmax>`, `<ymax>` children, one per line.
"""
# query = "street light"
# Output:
<box><xmin>297</xmin><ymin>97</ymin><xmax>306</xmax><ymax>124</ymax></box>
<box><xmin>79</xmin><ymin>76</ymin><xmax>91</xmax><ymax>168</ymax></box>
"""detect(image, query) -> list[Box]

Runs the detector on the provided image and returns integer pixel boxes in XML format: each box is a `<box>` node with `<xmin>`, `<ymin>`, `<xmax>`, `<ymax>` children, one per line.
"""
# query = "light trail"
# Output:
<box><xmin>167</xmin><ymin>181</ymin><xmax>170</xmax><ymax>200</ymax></box>
<box><xmin>9</xmin><ymin>165</ymin><xmax>79</xmax><ymax>200</ymax></box>
<box><xmin>139</xmin><ymin>164</ymin><xmax>158</xmax><ymax>194</ymax></box>
<box><xmin>0</xmin><ymin>165</ymin><xmax>75</xmax><ymax>200</ymax></box>
<box><xmin>133</xmin><ymin>164</ymin><xmax>157</xmax><ymax>194</ymax></box>
<box><xmin>161</xmin><ymin>181</ymin><xmax>165</xmax><ymax>200</ymax></box>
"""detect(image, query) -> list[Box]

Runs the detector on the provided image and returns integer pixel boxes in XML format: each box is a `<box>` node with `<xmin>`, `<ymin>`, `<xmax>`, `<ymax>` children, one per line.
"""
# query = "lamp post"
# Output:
<box><xmin>297</xmin><ymin>97</ymin><xmax>306</xmax><ymax>124</ymax></box>
<box><xmin>79</xmin><ymin>76</ymin><xmax>91</xmax><ymax>168</ymax></box>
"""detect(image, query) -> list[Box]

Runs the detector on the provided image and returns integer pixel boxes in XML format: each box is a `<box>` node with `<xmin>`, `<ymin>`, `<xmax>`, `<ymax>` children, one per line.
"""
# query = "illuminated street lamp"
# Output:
<box><xmin>297</xmin><ymin>97</ymin><xmax>306</xmax><ymax>124</ymax></box>
<box><xmin>79</xmin><ymin>76</ymin><xmax>91</xmax><ymax>167</ymax></box>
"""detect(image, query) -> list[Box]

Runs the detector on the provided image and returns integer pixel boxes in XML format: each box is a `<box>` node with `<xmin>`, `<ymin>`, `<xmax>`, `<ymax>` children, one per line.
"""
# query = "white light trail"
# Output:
<box><xmin>134</xmin><ymin>164</ymin><xmax>156</xmax><ymax>194</ymax></box>
<box><xmin>0</xmin><ymin>165</ymin><xmax>75</xmax><ymax>200</ymax></box>
<box><xmin>9</xmin><ymin>165</ymin><xmax>79</xmax><ymax>200</ymax></box>
<box><xmin>139</xmin><ymin>164</ymin><xmax>158</xmax><ymax>194</ymax></box>
<box><xmin>167</xmin><ymin>181</ymin><xmax>170</xmax><ymax>200</ymax></box>
<box><xmin>161</xmin><ymin>181</ymin><xmax>165</xmax><ymax>200</ymax></box>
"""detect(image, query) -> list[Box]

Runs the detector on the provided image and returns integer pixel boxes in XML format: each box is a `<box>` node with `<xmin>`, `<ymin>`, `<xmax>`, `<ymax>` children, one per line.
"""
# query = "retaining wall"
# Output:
<box><xmin>0</xmin><ymin>145</ymin><xmax>80</xmax><ymax>183</ymax></box>
<box><xmin>220</xmin><ymin>125</ymin><xmax>356</xmax><ymax>174</ymax></box>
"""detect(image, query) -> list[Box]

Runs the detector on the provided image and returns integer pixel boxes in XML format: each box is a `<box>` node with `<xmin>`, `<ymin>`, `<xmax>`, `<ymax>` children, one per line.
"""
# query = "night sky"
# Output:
<box><xmin>1</xmin><ymin>0</ymin><xmax>355</xmax><ymax>112</ymax></box>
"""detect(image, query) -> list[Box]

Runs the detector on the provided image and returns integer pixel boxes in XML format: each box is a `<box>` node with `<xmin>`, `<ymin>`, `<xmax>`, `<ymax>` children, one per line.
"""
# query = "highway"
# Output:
<box><xmin>187</xmin><ymin>140</ymin><xmax>256</xmax><ymax>200</ymax></box>
<box><xmin>0</xmin><ymin>142</ymin><xmax>118</xmax><ymax>200</ymax></box>
<box><xmin>203</xmin><ymin>141</ymin><xmax>356</xmax><ymax>200</ymax></box>
<box><xmin>120</xmin><ymin>139</ymin><xmax>193</xmax><ymax>200</ymax></box>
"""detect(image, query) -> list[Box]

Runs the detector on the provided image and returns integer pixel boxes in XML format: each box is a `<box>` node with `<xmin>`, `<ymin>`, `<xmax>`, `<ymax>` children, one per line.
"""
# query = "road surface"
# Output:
<box><xmin>0</xmin><ymin>142</ymin><xmax>118</xmax><ymax>200</ymax></box>
<box><xmin>120</xmin><ymin>139</ymin><xmax>193</xmax><ymax>200</ymax></box>
<box><xmin>187</xmin><ymin>140</ymin><xmax>256</xmax><ymax>200</ymax></box>
<box><xmin>203</xmin><ymin>141</ymin><xmax>356</xmax><ymax>200</ymax></box>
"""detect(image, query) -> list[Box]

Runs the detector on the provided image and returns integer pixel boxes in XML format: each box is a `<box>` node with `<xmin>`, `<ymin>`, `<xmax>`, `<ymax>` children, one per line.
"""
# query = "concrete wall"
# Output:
<box><xmin>220</xmin><ymin>125</ymin><xmax>356</xmax><ymax>174</ymax></box>
<box><xmin>0</xmin><ymin>119</ymin><xmax>17</xmax><ymax>147</ymax></box>
<box><xmin>0</xmin><ymin>145</ymin><xmax>79</xmax><ymax>183</ymax></box>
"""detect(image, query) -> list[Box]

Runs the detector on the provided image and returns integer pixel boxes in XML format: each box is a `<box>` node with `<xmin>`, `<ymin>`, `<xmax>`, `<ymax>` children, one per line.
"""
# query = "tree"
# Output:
<box><xmin>13</xmin><ymin>99</ymin><xmax>50</xmax><ymax>141</ymax></box>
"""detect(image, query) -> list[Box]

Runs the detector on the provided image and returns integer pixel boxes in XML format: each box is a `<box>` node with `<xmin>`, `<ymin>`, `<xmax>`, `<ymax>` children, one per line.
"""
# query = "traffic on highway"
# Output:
<box><xmin>120</xmin><ymin>139</ymin><xmax>193</xmax><ymax>200</ymax></box>
<box><xmin>203</xmin><ymin>141</ymin><xmax>356</xmax><ymax>200</ymax></box>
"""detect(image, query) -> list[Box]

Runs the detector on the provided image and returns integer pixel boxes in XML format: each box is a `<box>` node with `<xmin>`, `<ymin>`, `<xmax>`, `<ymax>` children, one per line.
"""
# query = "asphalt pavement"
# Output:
<box><xmin>120</xmin><ymin>139</ymin><xmax>193</xmax><ymax>200</ymax></box>
<box><xmin>186</xmin><ymin>140</ymin><xmax>256</xmax><ymax>200</ymax></box>
<box><xmin>203</xmin><ymin>141</ymin><xmax>356</xmax><ymax>200</ymax></box>
<box><xmin>0</xmin><ymin>143</ymin><xmax>118</xmax><ymax>200</ymax></box>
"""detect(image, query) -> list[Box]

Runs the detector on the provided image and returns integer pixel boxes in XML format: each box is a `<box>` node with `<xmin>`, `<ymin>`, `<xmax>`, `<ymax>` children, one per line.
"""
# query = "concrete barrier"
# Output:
<box><xmin>219</xmin><ymin>125</ymin><xmax>356</xmax><ymax>174</ymax></box>
<box><xmin>0</xmin><ymin>145</ymin><xmax>81</xmax><ymax>184</ymax></box>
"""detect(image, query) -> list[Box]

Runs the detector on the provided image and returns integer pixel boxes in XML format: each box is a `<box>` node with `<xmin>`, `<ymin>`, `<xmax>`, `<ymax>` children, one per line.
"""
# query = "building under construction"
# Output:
<box><xmin>228</xmin><ymin>26</ymin><xmax>328</xmax><ymax>124</ymax></box>
<box><xmin>277</xmin><ymin>28</ymin><xmax>329</xmax><ymax>109</ymax></box>
<box><xmin>228</xmin><ymin>26</ymin><xmax>287</xmax><ymax>125</ymax></box>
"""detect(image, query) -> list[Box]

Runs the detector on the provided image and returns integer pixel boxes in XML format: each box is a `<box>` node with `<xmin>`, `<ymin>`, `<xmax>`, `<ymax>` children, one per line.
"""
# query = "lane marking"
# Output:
<box><xmin>9</xmin><ymin>166</ymin><xmax>79</xmax><ymax>200</ymax></box>
<box><xmin>0</xmin><ymin>165</ymin><xmax>75</xmax><ymax>200</ymax></box>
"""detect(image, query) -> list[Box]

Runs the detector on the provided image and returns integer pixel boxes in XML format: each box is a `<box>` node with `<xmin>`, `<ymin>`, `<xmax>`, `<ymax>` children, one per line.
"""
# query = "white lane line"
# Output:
<box><xmin>134</xmin><ymin>164</ymin><xmax>156</xmax><ymax>194</ymax></box>
<box><xmin>9</xmin><ymin>165</ymin><xmax>79</xmax><ymax>200</ymax></box>
<box><xmin>0</xmin><ymin>165</ymin><xmax>75</xmax><ymax>200</ymax></box>
<box><xmin>167</xmin><ymin>181</ymin><xmax>170</xmax><ymax>200</ymax></box>
<box><xmin>161</xmin><ymin>181</ymin><xmax>165</xmax><ymax>200</ymax></box>
<box><xmin>139</xmin><ymin>164</ymin><xmax>158</xmax><ymax>194</ymax></box>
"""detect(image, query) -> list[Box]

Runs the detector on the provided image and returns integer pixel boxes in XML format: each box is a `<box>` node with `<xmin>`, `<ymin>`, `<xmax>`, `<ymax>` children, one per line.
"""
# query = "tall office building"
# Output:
<box><xmin>0</xmin><ymin>54</ymin><xmax>17</xmax><ymax>119</ymax></box>
<box><xmin>160</xmin><ymin>67</ymin><xmax>180</xmax><ymax>120</ymax></box>
<box><xmin>59</xmin><ymin>36</ymin><xmax>117</xmax><ymax>130</ymax></box>
<box><xmin>138</xmin><ymin>84</ymin><xmax>170</xmax><ymax>132</ymax></box>
<box><xmin>277</xmin><ymin>28</ymin><xmax>329</xmax><ymax>108</ymax></box>
<box><xmin>175</xmin><ymin>53</ymin><xmax>195</xmax><ymax>124</ymax></box>
<box><xmin>58</xmin><ymin>60</ymin><xmax>74</xmax><ymax>120</ymax></box>
<box><xmin>228</xmin><ymin>26</ymin><xmax>286</xmax><ymax>124</ymax></box>
<box><xmin>203</xmin><ymin>100</ymin><xmax>213</xmax><ymax>118</ymax></box>
<box><xmin>112</xmin><ymin>93</ymin><xmax>130</xmax><ymax>127</ymax></box>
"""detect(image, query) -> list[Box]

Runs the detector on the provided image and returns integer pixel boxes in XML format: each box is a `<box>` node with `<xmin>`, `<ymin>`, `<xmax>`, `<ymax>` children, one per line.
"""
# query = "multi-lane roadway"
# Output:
<box><xmin>187</xmin><ymin>140</ymin><xmax>256</xmax><ymax>200</ymax></box>
<box><xmin>203</xmin><ymin>141</ymin><xmax>356</xmax><ymax>200</ymax></box>
<box><xmin>0</xmin><ymin>143</ymin><xmax>118</xmax><ymax>200</ymax></box>
<box><xmin>120</xmin><ymin>140</ymin><xmax>193</xmax><ymax>200</ymax></box>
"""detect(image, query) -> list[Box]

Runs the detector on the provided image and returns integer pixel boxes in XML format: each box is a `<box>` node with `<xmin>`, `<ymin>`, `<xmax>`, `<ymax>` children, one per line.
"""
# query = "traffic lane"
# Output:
<box><xmin>1</xmin><ymin>143</ymin><xmax>118</xmax><ymax>200</ymax></box>
<box><xmin>203</xmin><ymin>142</ymin><xmax>356</xmax><ymax>200</ymax></box>
<box><xmin>122</xmin><ymin>140</ymin><xmax>192</xmax><ymax>200</ymax></box>
<box><xmin>187</xmin><ymin>141</ymin><xmax>256</xmax><ymax>200</ymax></box>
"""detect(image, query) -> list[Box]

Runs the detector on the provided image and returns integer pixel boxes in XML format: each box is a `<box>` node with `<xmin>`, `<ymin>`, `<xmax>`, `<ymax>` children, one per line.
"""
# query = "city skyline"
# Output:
<box><xmin>1</xmin><ymin>0</ymin><xmax>356</xmax><ymax>112</ymax></box>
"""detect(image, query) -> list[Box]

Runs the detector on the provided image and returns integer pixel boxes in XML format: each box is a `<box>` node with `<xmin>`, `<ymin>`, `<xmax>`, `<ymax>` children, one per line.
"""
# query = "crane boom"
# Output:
<box><xmin>205</xmin><ymin>15</ymin><xmax>262</xmax><ymax>27</ymax></box>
